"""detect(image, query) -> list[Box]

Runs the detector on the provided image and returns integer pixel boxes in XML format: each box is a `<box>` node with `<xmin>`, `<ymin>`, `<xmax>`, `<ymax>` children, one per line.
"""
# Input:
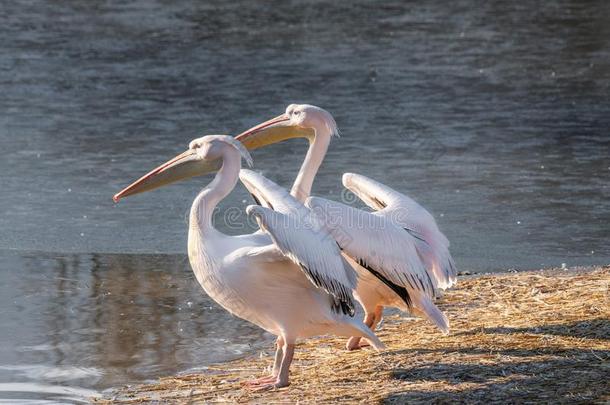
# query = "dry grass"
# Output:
<box><xmin>101</xmin><ymin>266</ymin><xmax>610</xmax><ymax>404</ymax></box>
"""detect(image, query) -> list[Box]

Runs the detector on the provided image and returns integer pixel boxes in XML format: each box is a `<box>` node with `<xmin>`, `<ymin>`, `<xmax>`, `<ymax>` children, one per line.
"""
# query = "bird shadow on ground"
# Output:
<box><xmin>382</xmin><ymin>321</ymin><xmax>610</xmax><ymax>403</ymax></box>
<box><xmin>385</xmin><ymin>360</ymin><xmax>609</xmax><ymax>403</ymax></box>
<box><xmin>453</xmin><ymin>318</ymin><xmax>610</xmax><ymax>340</ymax></box>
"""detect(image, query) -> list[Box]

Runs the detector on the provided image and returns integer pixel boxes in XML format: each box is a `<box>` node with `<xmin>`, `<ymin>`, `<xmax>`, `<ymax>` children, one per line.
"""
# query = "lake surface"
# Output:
<box><xmin>1</xmin><ymin>0</ymin><xmax>609</xmax><ymax>402</ymax></box>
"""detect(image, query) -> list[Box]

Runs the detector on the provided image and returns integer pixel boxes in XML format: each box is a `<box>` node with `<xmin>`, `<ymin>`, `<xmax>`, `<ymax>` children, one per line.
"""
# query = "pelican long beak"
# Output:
<box><xmin>113</xmin><ymin>149</ymin><xmax>220</xmax><ymax>202</ymax></box>
<box><xmin>235</xmin><ymin>113</ymin><xmax>315</xmax><ymax>150</ymax></box>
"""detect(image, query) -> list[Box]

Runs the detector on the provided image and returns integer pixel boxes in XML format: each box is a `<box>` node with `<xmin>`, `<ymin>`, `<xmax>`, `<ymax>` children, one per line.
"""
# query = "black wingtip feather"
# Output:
<box><xmin>357</xmin><ymin>258</ymin><xmax>412</xmax><ymax>309</ymax></box>
<box><xmin>299</xmin><ymin>263</ymin><xmax>355</xmax><ymax>317</ymax></box>
<box><xmin>372</xmin><ymin>197</ymin><xmax>387</xmax><ymax>209</ymax></box>
<box><xmin>250</xmin><ymin>193</ymin><xmax>261</xmax><ymax>206</ymax></box>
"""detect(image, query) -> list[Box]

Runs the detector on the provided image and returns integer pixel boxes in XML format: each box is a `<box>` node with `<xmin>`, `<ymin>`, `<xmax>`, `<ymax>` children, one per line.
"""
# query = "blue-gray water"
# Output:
<box><xmin>1</xmin><ymin>0</ymin><xmax>609</xmax><ymax>402</ymax></box>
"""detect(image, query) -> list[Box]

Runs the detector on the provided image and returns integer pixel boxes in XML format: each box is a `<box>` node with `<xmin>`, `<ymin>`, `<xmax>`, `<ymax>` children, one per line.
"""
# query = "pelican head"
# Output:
<box><xmin>235</xmin><ymin>104</ymin><xmax>338</xmax><ymax>150</ymax></box>
<box><xmin>113</xmin><ymin>135</ymin><xmax>252</xmax><ymax>202</ymax></box>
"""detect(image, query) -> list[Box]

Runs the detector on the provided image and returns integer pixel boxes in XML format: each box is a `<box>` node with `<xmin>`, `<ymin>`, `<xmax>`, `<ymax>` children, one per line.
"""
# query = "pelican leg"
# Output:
<box><xmin>251</xmin><ymin>340</ymin><xmax>295</xmax><ymax>391</ymax></box>
<box><xmin>243</xmin><ymin>337</ymin><xmax>284</xmax><ymax>387</ymax></box>
<box><xmin>346</xmin><ymin>305</ymin><xmax>383</xmax><ymax>350</ymax></box>
<box><xmin>359</xmin><ymin>305</ymin><xmax>384</xmax><ymax>348</ymax></box>
<box><xmin>271</xmin><ymin>336</ymin><xmax>284</xmax><ymax>376</ymax></box>
<box><xmin>373</xmin><ymin>305</ymin><xmax>383</xmax><ymax>327</ymax></box>
<box><xmin>346</xmin><ymin>311</ymin><xmax>376</xmax><ymax>350</ymax></box>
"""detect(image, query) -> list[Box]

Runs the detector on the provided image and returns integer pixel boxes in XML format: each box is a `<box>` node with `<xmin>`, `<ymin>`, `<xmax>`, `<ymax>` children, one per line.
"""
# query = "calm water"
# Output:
<box><xmin>1</xmin><ymin>0</ymin><xmax>609</xmax><ymax>402</ymax></box>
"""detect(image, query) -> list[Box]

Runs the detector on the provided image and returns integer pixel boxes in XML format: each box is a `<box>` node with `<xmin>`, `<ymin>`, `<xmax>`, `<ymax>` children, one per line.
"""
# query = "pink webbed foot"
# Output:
<box><xmin>346</xmin><ymin>336</ymin><xmax>373</xmax><ymax>351</ymax></box>
<box><xmin>242</xmin><ymin>375</ymin><xmax>277</xmax><ymax>387</ymax></box>
<box><xmin>247</xmin><ymin>377</ymin><xmax>290</xmax><ymax>391</ymax></box>
<box><xmin>346</xmin><ymin>336</ymin><xmax>362</xmax><ymax>351</ymax></box>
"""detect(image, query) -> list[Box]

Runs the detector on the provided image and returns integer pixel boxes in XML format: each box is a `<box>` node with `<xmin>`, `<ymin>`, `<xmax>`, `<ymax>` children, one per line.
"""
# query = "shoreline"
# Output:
<box><xmin>101</xmin><ymin>266</ymin><xmax>609</xmax><ymax>403</ymax></box>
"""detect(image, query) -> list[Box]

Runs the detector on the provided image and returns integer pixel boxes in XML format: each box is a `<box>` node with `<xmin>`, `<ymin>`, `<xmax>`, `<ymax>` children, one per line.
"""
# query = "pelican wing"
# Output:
<box><xmin>239</xmin><ymin>169</ymin><xmax>312</xmax><ymax>219</ymax></box>
<box><xmin>305</xmin><ymin>196</ymin><xmax>436</xmax><ymax>301</ymax></box>
<box><xmin>241</xmin><ymin>170</ymin><xmax>357</xmax><ymax>315</ymax></box>
<box><xmin>342</xmin><ymin>173</ymin><xmax>457</xmax><ymax>290</ymax></box>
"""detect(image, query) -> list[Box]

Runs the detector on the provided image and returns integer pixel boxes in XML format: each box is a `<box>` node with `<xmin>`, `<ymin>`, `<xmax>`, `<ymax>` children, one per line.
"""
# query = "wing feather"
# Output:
<box><xmin>306</xmin><ymin>196</ymin><xmax>436</xmax><ymax>301</ymax></box>
<box><xmin>342</xmin><ymin>173</ymin><xmax>457</xmax><ymax>290</ymax></box>
<box><xmin>241</xmin><ymin>171</ymin><xmax>358</xmax><ymax>316</ymax></box>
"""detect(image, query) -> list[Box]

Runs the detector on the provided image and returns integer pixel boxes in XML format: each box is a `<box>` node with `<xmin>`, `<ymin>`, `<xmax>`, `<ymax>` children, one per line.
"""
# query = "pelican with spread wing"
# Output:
<box><xmin>235</xmin><ymin>105</ymin><xmax>457</xmax><ymax>349</ymax></box>
<box><xmin>113</xmin><ymin>135</ymin><xmax>383</xmax><ymax>389</ymax></box>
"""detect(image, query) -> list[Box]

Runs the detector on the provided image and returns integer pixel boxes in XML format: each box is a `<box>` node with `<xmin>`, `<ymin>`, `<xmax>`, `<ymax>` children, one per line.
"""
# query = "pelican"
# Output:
<box><xmin>113</xmin><ymin>135</ymin><xmax>383</xmax><ymax>389</ymax></box>
<box><xmin>234</xmin><ymin>105</ymin><xmax>457</xmax><ymax>349</ymax></box>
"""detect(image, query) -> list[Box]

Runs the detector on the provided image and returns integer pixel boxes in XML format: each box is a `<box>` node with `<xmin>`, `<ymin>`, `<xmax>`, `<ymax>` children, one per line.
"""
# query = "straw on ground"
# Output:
<box><xmin>102</xmin><ymin>266</ymin><xmax>609</xmax><ymax>404</ymax></box>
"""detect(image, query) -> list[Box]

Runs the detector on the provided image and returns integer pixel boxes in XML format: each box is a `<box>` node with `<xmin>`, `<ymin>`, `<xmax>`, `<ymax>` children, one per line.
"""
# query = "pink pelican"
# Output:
<box><xmin>234</xmin><ymin>105</ymin><xmax>457</xmax><ymax>350</ymax></box>
<box><xmin>113</xmin><ymin>135</ymin><xmax>383</xmax><ymax>389</ymax></box>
